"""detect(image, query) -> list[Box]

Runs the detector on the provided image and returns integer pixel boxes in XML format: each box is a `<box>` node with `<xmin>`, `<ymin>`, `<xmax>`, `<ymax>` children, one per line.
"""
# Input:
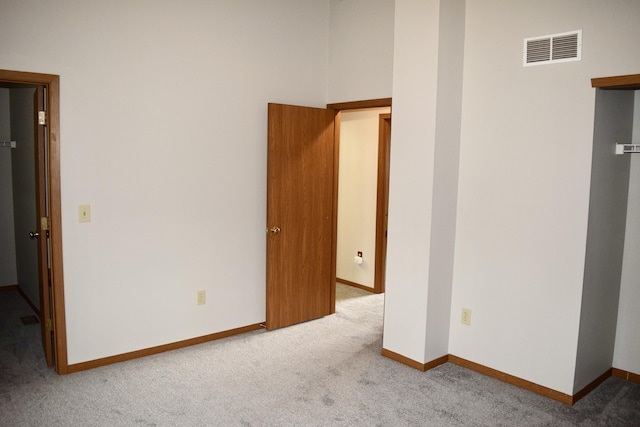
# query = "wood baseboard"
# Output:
<box><xmin>382</xmin><ymin>350</ymin><xmax>618</xmax><ymax>405</ymax></box>
<box><xmin>573</xmin><ymin>369</ymin><xmax>612</xmax><ymax>404</ymax></box>
<box><xmin>381</xmin><ymin>348</ymin><xmax>448</xmax><ymax>372</ymax></box>
<box><xmin>336</xmin><ymin>278</ymin><xmax>376</xmax><ymax>293</ymax></box>
<box><xmin>16</xmin><ymin>286</ymin><xmax>41</xmax><ymax>318</ymax></box>
<box><xmin>1</xmin><ymin>284</ymin><xmax>41</xmax><ymax>317</ymax></box>
<box><xmin>67</xmin><ymin>322</ymin><xmax>264</xmax><ymax>374</ymax></box>
<box><xmin>612</xmin><ymin>368</ymin><xmax>640</xmax><ymax>384</ymax></box>
<box><xmin>448</xmin><ymin>355</ymin><xmax>574</xmax><ymax>405</ymax></box>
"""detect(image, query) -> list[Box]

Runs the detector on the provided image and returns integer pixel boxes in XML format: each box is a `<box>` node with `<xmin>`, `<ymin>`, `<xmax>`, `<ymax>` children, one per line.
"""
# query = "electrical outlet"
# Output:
<box><xmin>197</xmin><ymin>290</ymin><xmax>206</xmax><ymax>305</ymax></box>
<box><xmin>461</xmin><ymin>308</ymin><xmax>472</xmax><ymax>326</ymax></box>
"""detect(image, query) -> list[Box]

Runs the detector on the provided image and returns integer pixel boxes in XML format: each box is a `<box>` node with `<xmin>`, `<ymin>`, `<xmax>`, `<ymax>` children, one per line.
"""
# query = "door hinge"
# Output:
<box><xmin>46</xmin><ymin>318</ymin><xmax>53</xmax><ymax>332</ymax></box>
<box><xmin>41</xmin><ymin>217</ymin><xmax>49</xmax><ymax>231</ymax></box>
<box><xmin>38</xmin><ymin>110</ymin><xmax>47</xmax><ymax>126</ymax></box>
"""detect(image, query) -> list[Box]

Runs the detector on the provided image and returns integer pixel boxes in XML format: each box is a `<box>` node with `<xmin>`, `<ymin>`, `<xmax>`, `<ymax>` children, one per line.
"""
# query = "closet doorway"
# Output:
<box><xmin>0</xmin><ymin>69</ymin><xmax>67</xmax><ymax>374</ymax></box>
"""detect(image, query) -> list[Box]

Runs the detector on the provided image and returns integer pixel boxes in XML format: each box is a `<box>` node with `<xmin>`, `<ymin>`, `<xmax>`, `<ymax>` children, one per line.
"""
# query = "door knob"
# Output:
<box><xmin>29</xmin><ymin>231</ymin><xmax>40</xmax><ymax>239</ymax></box>
<box><xmin>266</xmin><ymin>226</ymin><xmax>281</xmax><ymax>234</ymax></box>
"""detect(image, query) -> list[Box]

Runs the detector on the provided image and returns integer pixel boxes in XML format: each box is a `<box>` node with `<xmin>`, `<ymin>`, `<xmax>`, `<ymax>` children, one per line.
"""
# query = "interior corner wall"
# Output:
<box><xmin>327</xmin><ymin>0</ymin><xmax>394</xmax><ymax>103</ymax></box>
<box><xmin>0</xmin><ymin>88</ymin><xmax>18</xmax><ymax>287</ymax></box>
<box><xmin>613</xmin><ymin>91</ymin><xmax>640</xmax><ymax>376</ymax></box>
<box><xmin>382</xmin><ymin>0</ymin><xmax>442</xmax><ymax>364</ymax></box>
<box><xmin>574</xmin><ymin>89</ymin><xmax>633</xmax><ymax>393</ymax></box>
<box><xmin>336</xmin><ymin>107</ymin><xmax>390</xmax><ymax>288</ymax></box>
<box><xmin>449</xmin><ymin>0</ymin><xmax>640</xmax><ymax>395</ymax></box>
<box><xmin>424</xmin><ymin>0</ymin><xmax>465</xmax><ymax>362</ymax></box>
<box><xmin>10</xmin><ymin>88</ymin><xmax>39</xmax><ymax>307</ymax></box>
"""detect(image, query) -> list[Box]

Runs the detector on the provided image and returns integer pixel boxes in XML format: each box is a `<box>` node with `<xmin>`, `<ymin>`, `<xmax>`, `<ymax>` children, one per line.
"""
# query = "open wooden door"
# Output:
<box><xmin>34</xmin><ymin>86</ymin><xmax>54</xmax><ymax>367</ymax></box>
<box><xmin>374</xmin><ymin>113</ymin><xmax>391</xmax><ymax>294</ymax></box>
<box><xmin>266</xmin><ymin>103</ymin><xmax>336</xmax><ymax>330</ymax></box>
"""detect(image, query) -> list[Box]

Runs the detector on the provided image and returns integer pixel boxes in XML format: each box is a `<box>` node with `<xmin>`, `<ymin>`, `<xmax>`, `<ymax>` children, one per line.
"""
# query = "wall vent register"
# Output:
<box><xmin>616</xmin><ymin>144</ymin><xmax>640</xmax><ymax>155</ymax></box>
<box><xmin>523</xmin><ymin>30</ymin><xmax>582</xmax><ymax>66</ymax></box>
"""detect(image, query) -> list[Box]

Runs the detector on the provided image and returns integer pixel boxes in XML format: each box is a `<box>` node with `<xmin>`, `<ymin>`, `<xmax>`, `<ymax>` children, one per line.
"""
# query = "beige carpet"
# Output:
<box><xmin>1</xmin><ymin>284</ymin><xmax>639</xmax><ymax>426</ymax></box>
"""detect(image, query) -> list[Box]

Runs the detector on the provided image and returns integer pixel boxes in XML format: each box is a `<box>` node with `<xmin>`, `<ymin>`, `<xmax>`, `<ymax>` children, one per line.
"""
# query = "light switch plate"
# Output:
<box><xmin>78</xmin><ymin>204</ymin><xmax>91</xmax><ymax>223</ymax></box>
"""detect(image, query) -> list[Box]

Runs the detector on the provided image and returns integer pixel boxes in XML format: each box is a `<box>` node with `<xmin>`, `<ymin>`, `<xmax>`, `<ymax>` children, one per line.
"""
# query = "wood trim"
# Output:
<box><xmin>47</xmin><ymin>75</ymin><xmax>68</xmax><ymax>374</ymax></box>
<box><xmin>0</xmin><ymin>69</ymin><xmax>67</xmax><ymax>374</ymax></box>
<box><xmin>381</xmin><ymin>348</ymin><xmax>448</xmax><ymax>372</ymax></box>
<box><xmin>591</xmin><ymin>73</ymin><xmax>640</xmax><ymax>90</ymax></box>
<box><xmin>381</xmin><ymin>352</ymin><xmax>621</xmax><ymax>404</ymax></box>
<box><xmin>374</xmin><ymin>113</ymin><xmax>391</xmax><ymax>294</ymax></box>
<box><xmin>382</xmin><ymin>348</ymin><xmax>428</xmax><ymax>371</ymax></box>
<box><xmin>16</xmin><ymin>286</ymin><xmax>41</xmax><ymax>317</ymax></box>
<box><xmin>612</xmin><ymin>368</ymin><xmax>640</xmax><ymax>384</ymax></box>
<box><xmin>448</xmin><ymin>355</ymin><xmax>573</xmax><ymax>405</ymax></box>
<box><xmin>336</xmin><ymin>277</ymin><xmax>376</xmax><ymax>293</ymax></box>
<box><xmin>0</xmin><ymin>285</ymin><xmax>42</xmax><ymax>318</ymax></box>
<box><xmin>0</xmin><ymin>69</ymin><xmax>59</xmax><ymax>85</ymax></box>
<box><xmin>573</xmin><ymin>369</ymin><xmax>612</xmax><ymax>404</ymax></box>
<box><xmin>35</xmin><ymin>86</ymin><xmax>53</xmax><ymax>367</ymax></box>
<box><xmin>67</xmin><ymin>323</ymin><xmax>264</xmax><ymax>373</ymax></box>
<box><xmin>330</xmin><ymin>110</ymin><xmax>340</xmax><ymax>315</ymax></box>
<box><xmin>327</xmin><ymin>98</ymin><xmax>392</xmax><ymax>111</ymax></box>
<box><xmin>423</xmin><ymin>354</ymin><xmax>449</xmax><ymax>371</ymax></box>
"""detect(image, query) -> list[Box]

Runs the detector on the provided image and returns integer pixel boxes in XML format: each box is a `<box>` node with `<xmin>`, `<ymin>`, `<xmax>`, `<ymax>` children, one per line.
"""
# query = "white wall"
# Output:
<box><xmin>336</xmin><ymin>107</ymin><xmax>390</xmax><ymax>288</ymax></box>
<box><xmin>328</xmin><ymin>0</ymin><xmax>395</xmax><ymax>103</ymax></box>
<box><xmin>0</xmin><ymin>88</ymin><xmax>17</xmax><ymax>287</ymax></box>
<box><xmin>614</xmin><ymin>92</ymin><xmax>640</xmax><ymax>375</ymax></box>
<box><xmin>0</xmin><ymin>0</ymin><xmax>331</xmax><ymax>364</ymax></box>
<box><xmin>449</xmin><ymin>0</ymin><xmax>640</xmax><ymax>395</ymax></box>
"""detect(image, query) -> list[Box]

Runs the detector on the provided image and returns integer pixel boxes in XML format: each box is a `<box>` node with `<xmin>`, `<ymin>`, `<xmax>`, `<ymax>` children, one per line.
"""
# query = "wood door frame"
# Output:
<box><xmin>0</xmin><ymin>69</ymin><xmax>68</xmax><ymax>374</ymax></box>
<box><xmin>34</xmin><ymin>86</ymin><xmax>54</xmax><ymax>367</ymax></box>
<box><xmin>327</xmin><ymin>98</ymin><xmax>392</xmax><ymax>297</ymax></box>
<box><xmin>374</xmin><ymin>113</ymin><xmax>391</xmax><ymax>293</ymax></box>
<box><xmin>591</xmin><ymin>73</ymin><xmax>640</xmax><ymax>90</ymax></box>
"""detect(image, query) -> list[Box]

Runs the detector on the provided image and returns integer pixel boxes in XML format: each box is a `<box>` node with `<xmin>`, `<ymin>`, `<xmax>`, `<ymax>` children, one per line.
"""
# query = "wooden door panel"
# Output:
<box><xmin>35</xmin><ymin>86</ymin><xmax>53</xmax><ymax>367</ymax></box>
<box><xmin>266</xmin><ymin>103</ymin><xmax>335</xmax><ymax>330</ymax></box>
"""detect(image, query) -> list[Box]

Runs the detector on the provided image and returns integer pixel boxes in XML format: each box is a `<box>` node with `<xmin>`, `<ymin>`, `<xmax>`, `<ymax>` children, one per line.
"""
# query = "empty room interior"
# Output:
<box><xmin>1</xmin><ymin>0</ymin><xmax>640</xmax><ymax>424</ymax></box>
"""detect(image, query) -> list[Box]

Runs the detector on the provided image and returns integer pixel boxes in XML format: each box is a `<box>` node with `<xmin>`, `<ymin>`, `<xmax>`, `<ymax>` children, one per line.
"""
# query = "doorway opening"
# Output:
<box><xmin>334</xmin><ymin>107</ymin><xmax>390</xmax><ymax>296</ymax></box>
<box><xmin>327</xmin><ymin>98</ymin><xmax>392</xmax><ymax>302</ymax></box>
<box><xmin>265</xmin><ymin>98</ymin><xmax>390</xmax><ymax>330</ymax></box>
<box><xmin>0</xmin><ymin>69</ymin><xmax>67</xmax><ymax>374</ymax></box>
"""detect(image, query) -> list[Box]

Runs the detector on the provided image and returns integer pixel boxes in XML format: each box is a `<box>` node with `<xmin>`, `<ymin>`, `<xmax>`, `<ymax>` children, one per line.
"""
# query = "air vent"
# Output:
<box><xmin>616</xmin><ymin>144</ymin><xmax>640</xmax><ymax>155</ymax></box>
<box><xmin>523</xmin><ymin>30</ymin><xmax>582</xmax><ymax>66</ymax></box>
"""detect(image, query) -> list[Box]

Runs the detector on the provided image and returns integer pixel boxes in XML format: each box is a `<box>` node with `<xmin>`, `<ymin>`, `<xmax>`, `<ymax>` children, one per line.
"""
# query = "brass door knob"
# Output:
<box><xmin>266</xmin><ymin>226</ymin><xmax>281</xmax><ymax>235</ymax></box>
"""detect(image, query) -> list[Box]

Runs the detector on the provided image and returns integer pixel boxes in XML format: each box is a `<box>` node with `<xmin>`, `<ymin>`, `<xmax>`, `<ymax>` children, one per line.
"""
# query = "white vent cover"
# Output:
<box><xmin>523</xmin><ymin>30</ymin><xmax>582</xmax><ymax>66</ymax></box>
<box><xmin>616</xmin><ymin>144</ymin><xmax>640</xmax><ymax>155</ymax></box>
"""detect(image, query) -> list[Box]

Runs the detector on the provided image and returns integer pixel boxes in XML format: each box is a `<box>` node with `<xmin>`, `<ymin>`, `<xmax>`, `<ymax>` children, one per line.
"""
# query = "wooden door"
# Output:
<box><xmin>374</xmin><ymin>113</ymin><xmax>391</xmax><ymax>294</ymax></box>
<box><xmin>34</xmin><ymin>86</ymin><xmax>54</xmax><ymax>367</ymax></box>
<box><xmin>266</xmin><ymin>103</ymin><xmax>336</xmax><ymax>330</ymax></box>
